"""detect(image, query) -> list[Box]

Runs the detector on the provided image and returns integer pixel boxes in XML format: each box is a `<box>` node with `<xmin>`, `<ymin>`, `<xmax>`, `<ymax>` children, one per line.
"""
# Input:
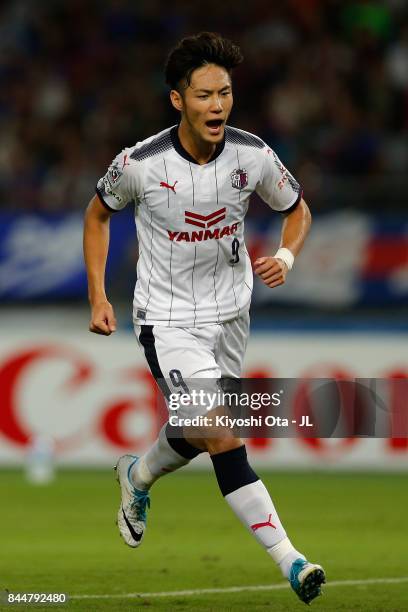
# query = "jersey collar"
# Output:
<box><xmin>170</xmin><ymin>125</ymin><xmax>225</xmax><ymax>165</ymax></box>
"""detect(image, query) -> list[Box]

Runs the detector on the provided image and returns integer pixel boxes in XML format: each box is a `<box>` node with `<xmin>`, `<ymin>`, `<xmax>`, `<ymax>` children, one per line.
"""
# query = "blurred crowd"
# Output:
<box><xmin>1</xmin><ymin>0</ymin><xmax>407</xmax><ymax>213</ymax></box>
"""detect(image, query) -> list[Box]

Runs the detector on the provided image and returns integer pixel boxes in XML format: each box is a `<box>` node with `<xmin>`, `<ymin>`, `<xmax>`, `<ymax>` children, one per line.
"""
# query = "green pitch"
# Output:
<box><xmin>0</xmin><ymin>469</ymin><xmax>407</xmax><ymax>612</ymax></box>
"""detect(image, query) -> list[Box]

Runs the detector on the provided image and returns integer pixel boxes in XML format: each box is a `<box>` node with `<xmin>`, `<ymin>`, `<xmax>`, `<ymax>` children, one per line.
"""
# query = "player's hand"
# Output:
<box><xmin>254</xmin><ymin>256</ymin><xmax>288</xmax><ymax>288</ymax></box>
<box><xmin>89</xmin><ymin>300</ymin><xmax>117</xmax><ymax>335</ymax></box>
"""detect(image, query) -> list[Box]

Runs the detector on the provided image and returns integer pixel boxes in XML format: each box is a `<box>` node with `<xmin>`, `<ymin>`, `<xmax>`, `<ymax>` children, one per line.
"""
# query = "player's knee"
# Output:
<box><xmin>164</xmin><ymin>422</ymin><xmax>205</xmax><ymax>457</ymax></box>
<box><xmin>203</xmin><ymin>434</ymin><xmax>243</xmax><ymax>455</ymax></box>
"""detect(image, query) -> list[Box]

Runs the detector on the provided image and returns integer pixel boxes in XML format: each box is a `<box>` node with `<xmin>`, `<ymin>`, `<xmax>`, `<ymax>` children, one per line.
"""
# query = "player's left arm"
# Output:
<box><xmin>254</xmin><ymin>198</ymin><xmax>311</xmax><ymax>288</ymax></box>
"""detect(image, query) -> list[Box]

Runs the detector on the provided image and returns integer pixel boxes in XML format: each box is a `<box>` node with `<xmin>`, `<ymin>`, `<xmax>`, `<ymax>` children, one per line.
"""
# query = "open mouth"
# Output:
<box><xmin>205</xmin><ymin>119</ymin><xmax>224</xmax><ymax>135</ymax></box>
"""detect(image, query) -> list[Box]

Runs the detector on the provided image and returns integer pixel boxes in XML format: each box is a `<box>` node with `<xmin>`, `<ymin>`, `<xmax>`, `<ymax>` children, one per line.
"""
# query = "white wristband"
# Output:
<box><xmin>274</xmin><ymin>247</ymin><xmax>294</xmax><ymax>270</ymax></box>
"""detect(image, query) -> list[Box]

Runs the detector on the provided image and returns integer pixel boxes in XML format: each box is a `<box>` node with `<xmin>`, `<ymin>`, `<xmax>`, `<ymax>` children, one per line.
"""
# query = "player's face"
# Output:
<box><xmin>173</xmin><ymin>64</ymin><xmax>233</xmax><ymax>144</ymax></box>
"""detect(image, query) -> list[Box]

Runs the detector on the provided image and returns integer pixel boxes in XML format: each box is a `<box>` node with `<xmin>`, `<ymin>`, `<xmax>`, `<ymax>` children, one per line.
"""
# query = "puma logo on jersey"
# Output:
<box><xmin>168</xmin><ymin>222</ymin><xmax>239</xmax><ymax>242</ymax></box>
<box><xmin>160</xmin><ymin>180</ymin><xmax>178</xmax><ymax>193</ymax></box>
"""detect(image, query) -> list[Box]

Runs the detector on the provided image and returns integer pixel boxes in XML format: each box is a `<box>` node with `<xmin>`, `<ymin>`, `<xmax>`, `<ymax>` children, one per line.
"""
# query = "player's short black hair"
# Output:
<box><xmin>164</xmin><ymin>32</ymin><xmax>243</xmax><ymax>90</ymax></box>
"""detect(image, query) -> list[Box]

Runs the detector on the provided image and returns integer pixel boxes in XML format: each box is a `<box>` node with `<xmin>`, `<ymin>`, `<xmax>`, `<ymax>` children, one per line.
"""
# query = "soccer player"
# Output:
<box><xmin>83</xmin><ymin>32</ymin><xmax>325</xmax><ymax>604</ymax></box>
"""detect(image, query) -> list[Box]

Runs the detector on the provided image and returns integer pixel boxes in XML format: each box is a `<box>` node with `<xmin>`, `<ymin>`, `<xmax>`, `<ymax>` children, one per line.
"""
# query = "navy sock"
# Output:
<box><xmin>210</xmin><ymin>445</ymin><xmax>259</xmax><ymax>496</ymax></box>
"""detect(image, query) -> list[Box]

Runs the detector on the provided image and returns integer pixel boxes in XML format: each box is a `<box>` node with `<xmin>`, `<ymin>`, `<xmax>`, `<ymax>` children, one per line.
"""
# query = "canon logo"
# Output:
<box><xmin>0</xmin><ymin>341</ymin><xmax>406</xmax><ymax>463</ymax></box>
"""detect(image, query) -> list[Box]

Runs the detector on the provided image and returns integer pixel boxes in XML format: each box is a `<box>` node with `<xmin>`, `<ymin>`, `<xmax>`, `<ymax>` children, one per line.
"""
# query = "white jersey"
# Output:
<box><xmin>96</xmin><ymin>125</ymin><xmax>301</xmax><ymax>327</ymax></box>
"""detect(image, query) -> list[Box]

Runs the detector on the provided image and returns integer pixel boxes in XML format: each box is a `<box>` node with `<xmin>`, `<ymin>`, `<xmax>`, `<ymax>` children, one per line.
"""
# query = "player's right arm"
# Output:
<box><xmin>83</xmin><ymin>194</ymin><xmax>117</xmax><ymax>336</ymax></box>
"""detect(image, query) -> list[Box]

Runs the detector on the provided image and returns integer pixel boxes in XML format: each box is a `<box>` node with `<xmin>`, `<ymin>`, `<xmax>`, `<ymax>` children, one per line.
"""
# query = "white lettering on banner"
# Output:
<box><xmin>0</xmin><ymin>333</ymin><xmax>407</xmax><ymax>467</ymax></box>
<box><xmin>251</xmin><ymin>211</ymin><xmax>369</xmax><ymax>306</ymax></box>
<box><xmin>0</xmin><ymin>217</ymin><xmax>83</xmax><ymax>296</ymax></box>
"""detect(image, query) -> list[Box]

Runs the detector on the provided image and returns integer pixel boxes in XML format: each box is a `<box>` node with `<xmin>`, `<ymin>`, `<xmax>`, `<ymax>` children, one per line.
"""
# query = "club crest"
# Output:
<box><xmin>231</xmin><ymin>168</ymin><xmax>248</xmax><ymax>190</ymax></box>
<box><xmin>107</xmin><ymin>162</ymin><xmax>122</xmax><ymax>186</ymax></box>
